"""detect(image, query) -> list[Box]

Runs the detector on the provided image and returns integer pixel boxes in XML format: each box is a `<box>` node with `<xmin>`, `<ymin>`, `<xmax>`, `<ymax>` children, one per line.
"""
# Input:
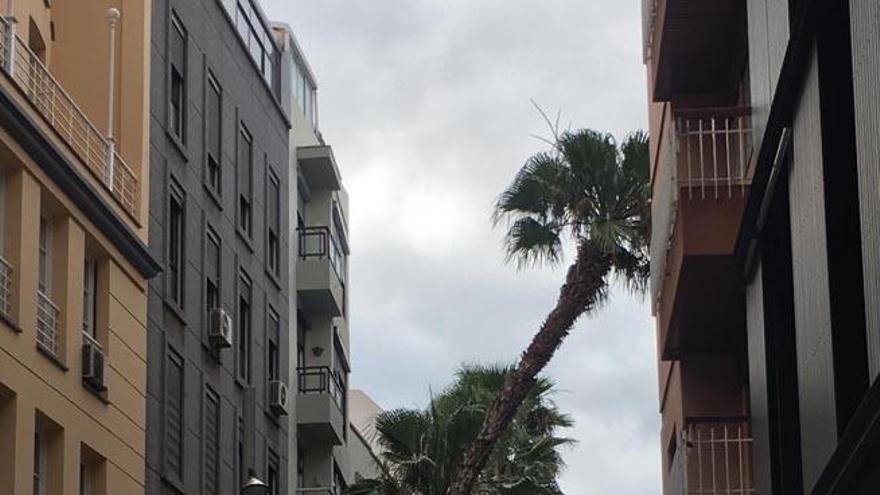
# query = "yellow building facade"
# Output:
<box><xmin>0</xmin><ymin>1</ymin><xmax>156</xmax><ymax>494</ymax></box>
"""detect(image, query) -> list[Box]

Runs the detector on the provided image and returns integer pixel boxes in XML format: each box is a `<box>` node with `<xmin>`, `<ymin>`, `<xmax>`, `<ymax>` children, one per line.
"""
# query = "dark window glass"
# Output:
<box><xmin>165</xmin><ymin>349</ymin><xmax>184</xmax><ymax>480</ymax></box>
<box><xmin>296</xmin><ymin>447</ymin><xmax>304</xmax><ymax>489</ymax></box>
<box><xmin>238</xmin><ymin>272</ymin><xmax>252</xmax><ymax>382</ymax></box>
<box><xmin>268</xmin><ymin>309</ymin><xmax>279</xmax><ymax>381</ymax></box>
<box><xmin>238</xmin><ymin>126</ymin><xmax>253</xmax><ymax>235</ymax></box>
<box><xmin>237</xmin><ymin>417</ymin><xmax>245</xmax><ymax>485</ymax></box>
<box><xmin>206</xmin><ymin>74</ymin><xmax>222</xmax><ymax>192</ymax></box>
<box><xmin>268</xmin><ymin>451</ymin><xmax>280</xmax><ymax>495</ymax></box>
<box><xmin>204</xmin><ymin>389</ymin><xmax>220</xmax><ymax>495</ymax></box>
<box><xmin>205</xmin><ymin>228</ymin><xmax>221</xmax><ymax>317</ymax></box>
<box><xmin>168</xmin><ymin>184</ymin><xmax>185</xmax><ymax>307</ymax></box>
<box><xmin>169</xmin><ymin>14</ymin><xmax>187</xmax><ymax>141</ymax></box>
<box><xmin>267</xmin><ymin>170</ymin><xmax>280</xmax><ymax>275</ymax></box>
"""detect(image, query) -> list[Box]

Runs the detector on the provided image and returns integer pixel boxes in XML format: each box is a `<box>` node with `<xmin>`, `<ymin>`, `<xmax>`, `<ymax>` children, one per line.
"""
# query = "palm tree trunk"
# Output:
<box><xmin>446</xmin><ymin>241</ymin><xmax>612</xmax><ymax>495</ymax></box>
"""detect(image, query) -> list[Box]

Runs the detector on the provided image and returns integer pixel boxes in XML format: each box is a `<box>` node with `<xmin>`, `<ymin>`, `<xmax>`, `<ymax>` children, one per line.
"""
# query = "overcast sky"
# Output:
<box><xmin>261</xmin><ymin>1</ymin><xmax>659</xmax><ymax>492</ymax></box>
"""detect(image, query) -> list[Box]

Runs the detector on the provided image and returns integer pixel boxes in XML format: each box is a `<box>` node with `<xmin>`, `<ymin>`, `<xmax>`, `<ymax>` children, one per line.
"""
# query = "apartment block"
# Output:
<box><xmin>145</xmin><ymin>1</ymin><xmax>292</xmax><ymax>494</ymax></box>
<box><xmin>644</xmin><ymin>0</ymin><xmax>880</xmax><ymax>493</ymax></box>
<box><xmin>274</xmin><ymin>24</ymin><xmax>354</xmax><ymax>495</ymax></box>
<box><xmin>0</xmin><ymin>0</ymin><xmax>157</xmax><ymax>494</ymax></box>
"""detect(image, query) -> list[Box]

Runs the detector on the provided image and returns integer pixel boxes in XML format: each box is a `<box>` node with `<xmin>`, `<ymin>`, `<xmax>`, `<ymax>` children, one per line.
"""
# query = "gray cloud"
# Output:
<box><xmin>262</xmin><ymin>0</ymin><xmax>659</xmax><ymax>492</ymax></box>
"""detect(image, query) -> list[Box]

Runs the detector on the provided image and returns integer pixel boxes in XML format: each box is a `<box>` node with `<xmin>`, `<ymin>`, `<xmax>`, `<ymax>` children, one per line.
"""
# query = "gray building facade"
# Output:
<box><xmin>145</xmin><ymin>1</ymin><xmax>292</xmax><ymax>494</ymax></box>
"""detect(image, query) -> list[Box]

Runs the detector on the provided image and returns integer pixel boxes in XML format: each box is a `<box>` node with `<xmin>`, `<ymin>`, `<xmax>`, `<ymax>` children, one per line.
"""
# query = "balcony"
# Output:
<box><xmin>643</xmin><ymin>0</ymin><xmax>747</xmax><ymax>101</ymax></box>
<box><xmin>667</xmin><ymin>418</ymin><xmax>755</xmax><ymax>495</ymax></box>
<box><xmin>36</xmin><ymin>290</ymin><xmax>60</xmax><ymax>357</ymax></box>
<box><xmin>296</xmin><ymin>366</ymin><xmax>345</xmax><ymax>446</ymax></box>
<box><xmin>651</xmin><ymin>108</ymin><xmax>751</xmax><ymax>360</ymax></box>
<box><xmin>297</xmin><ymin>226</ymin><xmax>345</xmax><ymax>317</ymax></box>
<box><xmin>0</xmin><ymin>16</ymin><xmax>139</xmax><ymax>220</ymax></box>
<box><xmin>298</xmin><ymin>145</ymin><xmax>341</xmax><ymax>191</ymax></box>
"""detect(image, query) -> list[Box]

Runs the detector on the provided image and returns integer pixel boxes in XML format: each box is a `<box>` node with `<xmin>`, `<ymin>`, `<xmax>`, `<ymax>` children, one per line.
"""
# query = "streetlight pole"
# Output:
<box><xmin>105</xmin><ymin>7</ymin><xmax>120</xmax><ymax>189</ymax></box>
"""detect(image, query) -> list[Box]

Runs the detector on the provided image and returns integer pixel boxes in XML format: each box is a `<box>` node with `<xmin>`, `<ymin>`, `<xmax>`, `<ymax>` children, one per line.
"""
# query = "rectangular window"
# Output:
<box><xmin>164</xmin><ymin>349</ymin><xmax>184</xmax><ymax>481</ymax></box>
<box><xmin>168</xmin><ymin>184</ymin><xmax>185</xmax><ymax>307</ymax></box>
<box><xmin>237</xmin><ymin>417</ymin><xmax>245</xmax><ymax>485</ymax></box>
<box><xmin>205</xmin><ymin>227</ymin><xmax>221</xmax><ymax>318</ymax></box>
<box><xmin>296</xmin><ymin>447</ymin><xmax>304</xmax><ymax>489</ymax></box>
<box><xmin>206</xmin><ymin>73</ymin><xmax>222</xmax><ymax>193</ymax></box>
<box><xmin>268</xmin><ymin>451</ymin><xmax>279</xmax><ymax>495</ymax></box>
<box><xmin>169</xmin><ymin>14</ymin><xmax>187</xmax><ymax>142</ymax></box>
<box><xmin>268</xmin><ymin>308</ymin><xmax>279</xmax><ymax>382</ymax></box>
<box><xmin>238</xmin><ymin>125</ymin><xmax>253</xmax><ymax>235</ymax></box>
<box><xmin>33</xmin><ymin>431</ymin><xmax>46</xmax><ymax>495</ymax></box>
<box><xmin>267</xmin><ymin>169</ymin><xmax>280</xmax><ymax>276</ymax></box>
<box><xmin>82</xmin><ymin>258</ymin><xmax>98</xmax><ymax>338</ymax></box>
<box><xmin>204</xmin><ymin>388</ymin><xmax>220</xmax><ymax>495</ymax></box>
<box><xmin>237</xmin><ymin>272</ymin><xmax>252</xmax><ymax>382</ymax></box>
<box><xmin>38</xmin><ymin>216</ymin><xmax>50</xmax><ymax>294</ymax></box>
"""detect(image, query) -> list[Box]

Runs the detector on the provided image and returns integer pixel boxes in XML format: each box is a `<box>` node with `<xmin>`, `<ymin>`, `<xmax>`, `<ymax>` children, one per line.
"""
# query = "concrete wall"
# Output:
<box><xmin>145</xmin><ymin>0</ymin><xmax>290</xmax><ymax>493</ymax></box>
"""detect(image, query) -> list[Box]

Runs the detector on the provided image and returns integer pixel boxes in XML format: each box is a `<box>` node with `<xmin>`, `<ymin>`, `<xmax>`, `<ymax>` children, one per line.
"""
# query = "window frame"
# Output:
<box><xmin>163</xmin><ymin>346</ymin><xmax>185</xmax><ymax>485</ymax></box>
<box><xmin>265</xmin><ymin>167</ymin><xmax>281</xmax><ymax>278</ymax></box>
<box><xmin>204</xmin><ymin>69</ymin><xmax>223</xmax><ymax>198</ymax></box>
<box><xmin>204</xmin><ymin>224</ymin><xmax>222</xmax><ymax>337</ymax></box>
<box><xmin>236</xmin><ymin>270</ymin><xmax>252</xmax><ymax>383</ymax></box>
<box><xmin>167</xmin><ymin>180</ymin><xmax>186</xmax><ymax>310</ymax></box>
<box><xmin>168</xmin><ymin>12</ymin><xmax>188</xmax><ymax>144</ymax></box>
<box><xmin>203</xmin><ymin>385</ymin><xmax>220</xmax><ymax>495</ymax></box>
<box><xmin>236</xmin><ymin>123</ymin><xmax>254</xmax><ymax>239</ymax></box>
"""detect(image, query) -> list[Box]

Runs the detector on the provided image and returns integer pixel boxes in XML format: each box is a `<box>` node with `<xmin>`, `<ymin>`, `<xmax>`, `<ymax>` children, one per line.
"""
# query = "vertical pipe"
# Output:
<box><xmin>723</xmin><ymin>425</ymin><xmax>730</xmax><ymax>493</ymax></box>
<box><xmin>5</xmin><ymin>0</ymin><xmax>15</xmax><ymax>76</ymax></box>
<box><xmin>106</xmin><ymin>8</ymin><xmax>121</xmax><ymax>190</ymax></box>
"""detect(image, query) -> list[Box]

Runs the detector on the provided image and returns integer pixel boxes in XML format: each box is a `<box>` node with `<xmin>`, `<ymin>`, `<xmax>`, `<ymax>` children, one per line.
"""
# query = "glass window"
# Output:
<box><xmin>238</xmin><ymin>125</ymin><xmax>253</xmax><ymax>235</ymax></box>
<box><xmin>267</xmin><ymin>170</ymin><xmax>280</xmax><ymax>275</ymax></box>
<box><xmin>205</xmin><ymin>227</ymin><xmax>221</xmax><ymax>317</ymax></box>
<box><xmin>168</xmin><ymin>184</ymin><xmax>185</xmax><ymax>307</ymax></box>
<box><xmin>268</xmin><ymin>452</ymin><xmax>280</xmax><ymax>495</ymax></box>
<box><xmin>169</xmin><ymin>14</ymin><xmax>187</xmax><ymax>142</ymax></box>
<box><xmin>34</xmin><ymin>431</ymin><xmax>46</xmax><ymax>495</ymax></box>
<box><xmin>204</xmin><ymin>388</ymin><xmax>220</xmax><ymax>495</ymax></box>
<box><xmin>83</xmin><ymin>259</ymin><xmax>98</xmax><ymax>338</ymax></box>
<box><xmin>38</xmin><ymin>216</ymin><xmax>50</xmax><ymax>294</ymax></box>
<box><xmin>237</xmin><ymin>272</ymin><xmax>251</xmax><ymax>382</ymax></box>
<box><xmin>206</xmin><ymin>73</ymin><xmax>222</xmax><ymax>192</ymax></box>
<box><xmin>268</xmin><ymin>308</ymin><xmax>279</xmax><ymax>382</ymax></box>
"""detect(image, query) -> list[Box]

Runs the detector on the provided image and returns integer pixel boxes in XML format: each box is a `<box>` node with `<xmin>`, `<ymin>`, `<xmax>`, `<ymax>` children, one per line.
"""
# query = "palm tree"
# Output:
<box><xmin>446</xmin><ymin>127</ymin><xmax>650</xmax><ymax>495</ymax></box>
<box><xmin>347</xmin><ymin>365</ymin><xmax>573</xmax><ymax>495</ymax></box>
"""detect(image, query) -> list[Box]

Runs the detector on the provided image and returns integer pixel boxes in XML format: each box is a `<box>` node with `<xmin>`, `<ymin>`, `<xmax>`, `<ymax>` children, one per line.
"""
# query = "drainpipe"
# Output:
<box><xmin>105</xmin><ymin>7</ymin><xmax>120</xmax><ymax>189</ymax></box>
<box><xmin>5</xmin><ymin>0</ymin><xmax>15</xmax><ymax>76</ymax></box>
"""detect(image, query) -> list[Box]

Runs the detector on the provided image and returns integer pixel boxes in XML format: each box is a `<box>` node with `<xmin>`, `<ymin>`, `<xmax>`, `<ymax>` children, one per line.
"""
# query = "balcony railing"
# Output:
<box><xmin>0</xmin><ymin>16</ymin><xmax>139</xmax><ymax>220</ymax></box>
<box><xmin>36</xmin><ymin>290</ymin><xmax>60</xmax><ymax>356</ymax></box>
<box><xmin>298</xmin><ymin>226</ymin><xmax>346</xmax><ymax>286</ymax></box>
<box><xmin>674</xmin><ymin>108</ymin><xmax>752</xmax><ymax>200</ymax></box>
<box><xmin>297</xmin><ymin>366</ymin><xmax>345</xmax><ymax>412</ymax></box>
<box><xmin>649</xmin><ymin>107</ymin><xmax>752</xmax><ymax>307</ymax></box>
<box><xmin>0</xmin><ymin>255</ymin><xmax>12</xmax><ymax>320</ymax></box>
<box><xmin>670</xmin><ymin>418</ymin><xmax>755</xmax><ymax>495</ymax></box>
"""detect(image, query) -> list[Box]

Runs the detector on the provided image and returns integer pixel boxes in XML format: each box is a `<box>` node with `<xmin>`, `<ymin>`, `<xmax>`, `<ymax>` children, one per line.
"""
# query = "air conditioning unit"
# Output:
<box><xmin>269</xmin><ymin>380</ymin><xmax>289</xmax><ymax>416</ymax></box>
<box><xmin>82</xmin><ymin>339</ymin><xmax>106</xmax><ymax>391</ymax></box>
<box><xmin>208</xmin><ymin>308</ymin><xmax>233</xmax><ymax>349</ymax></box>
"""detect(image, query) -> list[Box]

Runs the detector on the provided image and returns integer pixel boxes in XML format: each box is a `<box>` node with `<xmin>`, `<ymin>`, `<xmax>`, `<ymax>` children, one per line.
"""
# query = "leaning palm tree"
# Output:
<box><xmin>347</xmin><ymin>365</ymin><xmax>573</xmax><ymax>495</ymax></box>
<box><xmin>446</xmin><ymin>127</ymin><xmax>650</xmax><ymax>495</ymax></box>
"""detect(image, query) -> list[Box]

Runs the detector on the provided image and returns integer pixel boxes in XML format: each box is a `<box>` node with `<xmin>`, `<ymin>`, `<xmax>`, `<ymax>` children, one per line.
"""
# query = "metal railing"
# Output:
<box><xmin>674</xmin><ymin>108</ymin><xmax>752</xmax><ymax>200</ymax></box>
<box><xmin>649</xmin><ymin>107</ymin><xmax>752</xmax><ymax>309</ymax></box>
<box><xmin>295</xmin><ymin>489</ymin><xmax>333</xmax><ymax>495</ymax></box>
<box><xmin>0</xmin><ymin>255</ymin><xmax>12</xmax><ymax>320</ymax></box>
<box><xmin>36</xmin><ymin>290</ymin><xmax>60</xmax><ymax>356</ymax></box>
<box><xmin>0</xmin><ymin>15</ymin><xmax>139</xmax><ymax>219</ymax></box>
<box><xmin>297</xmin><ymin>366</ymin><xmax>345</xmax><ymax>412</ymax></box>
<box><xmin>673</xmin><ymin>418</ymin><xmax>755</xmax><ymax>495</ymax></box>
<box><xmin>298</xmin><ymin>226</ymin><xmax>346</xmax><ymax>286</ymax></box>
<box><xmin>82</xmin><ymin>330</ymin><xmax>102</xmax><ymax>350</ymax></box>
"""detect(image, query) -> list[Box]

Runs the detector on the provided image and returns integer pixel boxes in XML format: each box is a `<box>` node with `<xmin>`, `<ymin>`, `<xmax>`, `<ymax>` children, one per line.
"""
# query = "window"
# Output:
<box><xmin>33</xmin><ymin>431</ymin><xmax>46</xmax><ymax>495</ymax></box>
<box><xmin>223</xmin><ymin>0</ymin><xmax>277</xmax><ymax>87</ymax></box>
<box><xmin>38</xmin><ymin>216</ymin><xmax>50</xmax><ymax>294</ymax></box>
<box><xmin>82</xmin><ymin>258</ymin><xmax>98</xmax><ymax>338</ymax></box>
<box><xmin>206</xmin><ymin>74</ymin><xmax>222</xmax><ymax>192</ymax></box>
<box><xmin>204</xmin><ymin>388</ymin><xmax>220</xmax><ymax>495</ymax></box>
<box><xmin>296</xmin><ymin>447</ymin><xmax>304</xmax><ymax>489</ymax></box>
<box><xmin>164</xmin><ymin>349</ymin><xmax>184</xmax><ymax>481</ymax></box>
<box><xmin>79</xmin><ymin>462</ymin><xmax>89</xmax><ymax>495</ymax></box>
<box><xmin>237</xmin><ymin>126</ymin><xmax>253</xmax><ymax>236</ymax></box>
<box><xmin>168</xmin><ymin>184</ymin><xmax>185</xmax><ymax>308</ymax></box>
<box><xmin>237</xmin><ymin>417</ymin><xmax>245</xmax><ymax>485</ymax></box>
<box><xmin>267</xmin><ymin>169</ymin><xmax>280</xmax><ymax>276</ymax></box>
<box><xmin>169</xmin><ymin>14</ymin><xmax>187</xmax><ymax>142</ymax></box>
<box><xmin>237</xmin><ymin>272</ymin><xmax>252</xmax><ymax>382</ymax></box>
<box><xmin>268</xmin><ymin>451</ymin><xmax>280</xmax><ymax>495</ymax></box>
<box><xmin>333</xmin><ymin>463</ymin><xmax>346</xmax><ymax>495</ymax></box>
<box><xmin>205</xmin><ymin>227</ymin><xmax>221</xmax><ymax>318</ymax></box>
<box><xmin>267</xmin><ymin>308</ymin><xmax>279</xmax><ymax>382</ymax></box>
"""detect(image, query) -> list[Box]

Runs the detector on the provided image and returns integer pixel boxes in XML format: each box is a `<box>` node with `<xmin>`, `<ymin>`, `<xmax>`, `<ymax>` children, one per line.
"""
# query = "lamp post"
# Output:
<box><xmin>105</xmin><ymin>7</ymin><xmax>121</xmax><ymax>189</ymax></box>
<box><xmin>241</xmin><ymin>469</ymin><xmax>270</xmax><ymax>495</ymax></box>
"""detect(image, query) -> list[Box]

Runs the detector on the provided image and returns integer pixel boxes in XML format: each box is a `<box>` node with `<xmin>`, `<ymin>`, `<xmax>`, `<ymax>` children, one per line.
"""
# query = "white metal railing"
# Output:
<box><xmin>674</xmin><ymin>108</ymin><xmax>752</xmax><ymax>201</ymax></box>
<box><xmin>0</xmin><ymin>255</ymin><xmax>12</xmax><ymax>319</ymax></box>
<box><xmin>0</xmin><ymin>15</ymin><xmax>139</xmax><ymax>219</ymax></box>
<box><xmin>36</xmin><ymin>290</ymin><xmax>60</xmax><ymax>356</ymax></box>
<box><xmin>82</xmin><ymin>330</ymin><xmax>102</xmax><ymax>350</ymax></box>
<box><xmin>678</xmin><ymin>419</ymin><xmax>755</xmax><ymax>495</ymax></box>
